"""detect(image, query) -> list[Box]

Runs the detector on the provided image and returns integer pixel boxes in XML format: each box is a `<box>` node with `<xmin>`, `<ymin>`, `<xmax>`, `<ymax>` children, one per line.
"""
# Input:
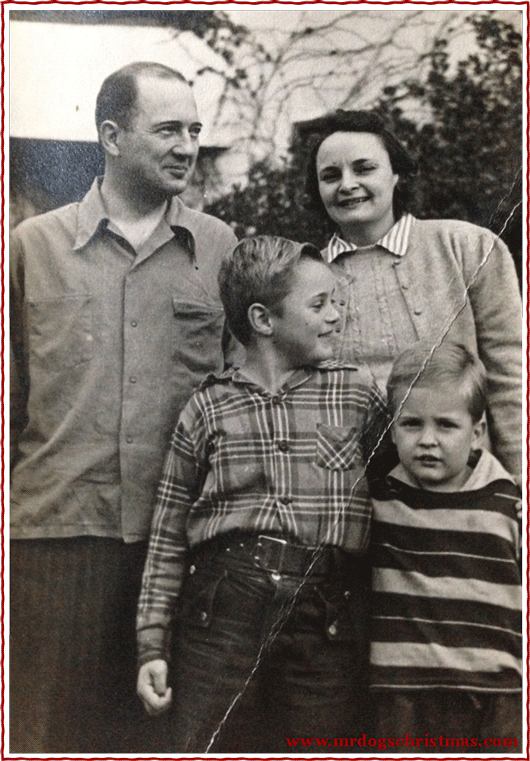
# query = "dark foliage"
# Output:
<box><xmin>206</xmin><ymin>14</ymin><xmax>522</xmax><ymax>277</ymax></box>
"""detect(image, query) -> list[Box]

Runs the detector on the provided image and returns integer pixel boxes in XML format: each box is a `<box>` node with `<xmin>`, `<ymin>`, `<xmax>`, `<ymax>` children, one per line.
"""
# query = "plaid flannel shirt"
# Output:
<box><xmin>137</xmin><ymin>361</ymin><xmax>388</xmax><ymax>664</ymax></box>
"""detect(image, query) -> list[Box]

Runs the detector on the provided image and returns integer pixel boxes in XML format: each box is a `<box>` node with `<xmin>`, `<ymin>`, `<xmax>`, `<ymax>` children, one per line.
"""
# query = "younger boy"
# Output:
<box><xmin>136</xmin><ymin>236</ymin><xmax>388</xmax><ymax>752</ymax></box>
<box><xmin>370</xmin><ymin>342</ymin><xmax>521</xmax><ymax>752</ymax></box>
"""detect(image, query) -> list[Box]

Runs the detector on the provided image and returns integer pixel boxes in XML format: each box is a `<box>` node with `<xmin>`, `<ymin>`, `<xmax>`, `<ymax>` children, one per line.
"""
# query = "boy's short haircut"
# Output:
<box><xmin>219</xmin><ymin>235</ymin><xmax>325</xmax><ymax>346</ymax></box>
<box><xmin>387</xmin><ymin>342</ymin><xmax>487</xmax><ymax>423</ymax></box>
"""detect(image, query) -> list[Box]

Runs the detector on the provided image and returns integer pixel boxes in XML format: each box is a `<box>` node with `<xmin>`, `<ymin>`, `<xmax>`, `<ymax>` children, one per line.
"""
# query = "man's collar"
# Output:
<box><xmin>325</xmin><ymin>213</ymin><xmax>416</xmax><ymax>263</ymax></box>
<box><xmin>73</xmin><ymin>177</ymin><xmax>196</xmax><ymax>258</ymax></box>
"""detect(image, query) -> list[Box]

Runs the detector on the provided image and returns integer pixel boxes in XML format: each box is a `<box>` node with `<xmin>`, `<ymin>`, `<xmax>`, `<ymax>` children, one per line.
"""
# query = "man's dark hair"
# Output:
<box><xmin>303</xmin><ymin>109</ymin><xmax>418</xmax><ymax>223</ymax></box>
<box><xmin>95</xmin><ymin>62</ymin><xmax>188</xmax><ymax>133</ymax></box>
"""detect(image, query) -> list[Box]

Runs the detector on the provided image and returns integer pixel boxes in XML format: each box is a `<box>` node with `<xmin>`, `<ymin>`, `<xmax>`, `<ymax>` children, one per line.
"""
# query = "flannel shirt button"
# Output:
<box><xmin>278</xmin><ymin>440</ymin><xmax>289</xmax><ymax>452</ymax></box>
<box><xmin>272</xmin><ymin>396</ymin><xmax>282</xmax><ymax>405</ymax></box>
<box><xmin>271</xmin><ymin>572</ymin><xmax>281</xmax><ymax>582</ymax></box>
<box><xmin>328</xmin><ymin>622</ymin><xmax>338</xmax><ymax>637</ymax></box>
<box><xmin>200</xmin><ymin>611</ymin><xmax>208</xmax><ymax>621</ymax></box>
<box><xmin>279</xmin><ymin>497</ymin><xmax>291</xmax><ymax>505</ymax></box>
<box><xmin>189</xmin><ymin>565</ymin><xmax>196</xmax><ymax>575</ymax></box>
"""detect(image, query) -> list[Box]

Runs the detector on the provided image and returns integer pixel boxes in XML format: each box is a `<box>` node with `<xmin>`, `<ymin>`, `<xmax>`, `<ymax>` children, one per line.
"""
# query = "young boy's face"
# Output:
<box><xmin>269</xmin><ymin>258</ymin><xmax>340</xmax><ymax>369</ymax></box>
<box><xmin>391</xmin><ymin>383</ymin><xmax>485</xmax><ymax>491</ymax></box>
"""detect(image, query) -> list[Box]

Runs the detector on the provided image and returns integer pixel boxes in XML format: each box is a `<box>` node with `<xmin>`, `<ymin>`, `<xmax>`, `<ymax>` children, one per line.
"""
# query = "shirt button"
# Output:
<box><xmin>280</xmin><ymin>497</ymin><xmax>291</xmax><ymax>505</ymax></box>
<box><xmin>328</xmin><ymin>623</ymin><xmax>338</xmax><ymax>637</ymax></box>
<box><xmin>401</xmin><ymin>283</ymin><xmax>408</xmax><ymax>290</ymax></box>
<box><xmin>278</xmin><ymin>440</ymin><xmax>289</xmax><ymax>452</ymax></box>
<box><xmin>271</xmin><ymin>571</ymin><xmax>281</xmax><ymax>582</ymax></box>
<box><xmin>272</xmin><ymin>396</ymin><xmax>282</xmax><ymax>405</ymax></box>
<box><xmin>130</xmin><ymin>320</ymin><xmax>138</xmax><ymax>327</ymax></box>
<box><xmin>129</xmin><ymin>376</ymin><xmax>137</xmax><ymax>383</ymax></box>
<box><xmin>200</xmin><ymin>611</ymin><xmax>208</xmax><ymax>622</ymax></box>
<box><xmin>189</xmin><ymin>565</ymin><xmax>196</xmax><ymax>575</ymax></box>
<box><xmin>414</xmin><ymin>307</ymin><xmax>422</xmax><ymax>315</ymax></box>
<box><xmin>126</xmin><ymin>436</ymin><xmax>133</xmax><ymax>444</ymax></box>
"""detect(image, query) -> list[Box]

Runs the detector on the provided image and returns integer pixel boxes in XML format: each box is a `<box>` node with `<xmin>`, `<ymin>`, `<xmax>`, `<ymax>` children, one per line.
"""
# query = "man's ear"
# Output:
<box><xmin>248</xmin><ymin>303</ymin><xmax>273</xmax><ymax>337</ymax></box>
<box><xmin>99</xmin><ymin>120</ymin><xmax>122</xmax><ymax>157</ymax></box>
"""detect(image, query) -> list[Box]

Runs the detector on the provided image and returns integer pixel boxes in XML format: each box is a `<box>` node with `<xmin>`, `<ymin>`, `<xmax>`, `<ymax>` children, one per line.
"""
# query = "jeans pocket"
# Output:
<box><xmin>180</xmin><ymin>568</ymin><xmax>225</xmax><ymax>629</ymax></box>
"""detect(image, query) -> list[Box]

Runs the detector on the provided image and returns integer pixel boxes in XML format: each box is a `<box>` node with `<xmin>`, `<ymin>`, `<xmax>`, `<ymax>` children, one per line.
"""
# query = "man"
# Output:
<box><xmin>10</xmin><ymin>62</ymin><xmax>238</xmax><ymax>753</ymax></box>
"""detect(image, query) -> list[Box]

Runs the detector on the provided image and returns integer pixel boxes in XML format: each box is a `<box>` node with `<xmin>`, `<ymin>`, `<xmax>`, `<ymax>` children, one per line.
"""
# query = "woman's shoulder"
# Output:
<box><xmin>412</xmin><ymin>216</ymin><xmax>497</xmax><ymax>239</ymax></box>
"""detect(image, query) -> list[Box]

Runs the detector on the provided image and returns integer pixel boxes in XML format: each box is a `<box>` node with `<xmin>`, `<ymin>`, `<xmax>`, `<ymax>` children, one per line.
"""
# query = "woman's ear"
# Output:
<box><xmin>248</xmin><ymin>303</ymin><xmax>273</xmax><ymax>337</ymax></box>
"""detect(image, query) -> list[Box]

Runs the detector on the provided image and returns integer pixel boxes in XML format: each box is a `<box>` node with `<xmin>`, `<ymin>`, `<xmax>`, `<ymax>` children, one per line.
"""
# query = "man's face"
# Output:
<box><xmin>116</xmin><ymin>74</ymin><xmax>201</xmax><ymax>199</ymax></box>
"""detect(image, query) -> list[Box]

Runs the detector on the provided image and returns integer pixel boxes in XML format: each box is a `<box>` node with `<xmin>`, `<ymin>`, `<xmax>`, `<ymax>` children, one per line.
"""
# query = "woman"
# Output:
<box><xmin>304</xmin><ymin>110</ymin><xmax>521</xmax><ymax>481</ymax></box>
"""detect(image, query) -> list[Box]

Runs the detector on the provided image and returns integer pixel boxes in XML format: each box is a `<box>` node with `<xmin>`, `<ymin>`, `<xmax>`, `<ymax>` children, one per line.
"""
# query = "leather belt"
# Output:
<box><xmin>194</xmin><ymin>532</ymin><xmax>341</xmax><ymax>578</ymax></box>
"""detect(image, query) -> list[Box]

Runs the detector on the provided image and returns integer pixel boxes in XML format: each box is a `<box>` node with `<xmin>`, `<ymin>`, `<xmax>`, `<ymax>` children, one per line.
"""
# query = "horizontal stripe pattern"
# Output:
<box><xmin>370</xmin><ymin>456</ymin><xmax>521</xmax><ymax>691</ymax></box>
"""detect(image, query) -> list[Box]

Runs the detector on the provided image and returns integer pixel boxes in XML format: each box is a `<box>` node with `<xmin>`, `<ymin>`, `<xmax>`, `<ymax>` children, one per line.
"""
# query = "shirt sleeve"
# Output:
<box><xmin>136</xmin><ymin>405</ymin><xmax>206</xmax><ymax>666</ymax></box>
<box><xmin>10</xmin><ymin>231</ymin><xmax>29</xmax><ymax>471</ymax></box>
<box><xmin>465</xmin><ymin>231</ymin><xmax>522</xmax><ymax>482</ymax></box>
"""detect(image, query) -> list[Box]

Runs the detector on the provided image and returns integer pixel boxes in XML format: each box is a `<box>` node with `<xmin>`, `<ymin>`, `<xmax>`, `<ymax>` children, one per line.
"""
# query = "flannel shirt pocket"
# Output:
<box><xmin>315</xmin><ymin>423</ymin><xmax>362</xmax><ymax>471</ymax></box>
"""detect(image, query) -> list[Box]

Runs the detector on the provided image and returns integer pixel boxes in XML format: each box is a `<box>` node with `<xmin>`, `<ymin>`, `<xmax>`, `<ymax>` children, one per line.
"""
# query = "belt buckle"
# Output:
<box><xmin>256</xmin><ymin>534</ymin><xmax>287</xmax><ymax>574</ymax></box>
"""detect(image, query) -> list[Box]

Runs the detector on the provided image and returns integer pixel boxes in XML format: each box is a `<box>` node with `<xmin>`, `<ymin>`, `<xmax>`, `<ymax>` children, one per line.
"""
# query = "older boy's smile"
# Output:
<box><xmin>269</xmin><ymin>258</ymin><xmax>340</xmax><ymax>370</ymax></box>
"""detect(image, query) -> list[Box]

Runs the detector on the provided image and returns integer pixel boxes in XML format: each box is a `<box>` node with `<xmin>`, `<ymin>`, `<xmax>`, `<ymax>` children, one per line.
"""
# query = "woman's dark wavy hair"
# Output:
<box><xmin>303</xmin><ymin>110</ymin><xmax>418</xmax><ymax>225</ymax></box>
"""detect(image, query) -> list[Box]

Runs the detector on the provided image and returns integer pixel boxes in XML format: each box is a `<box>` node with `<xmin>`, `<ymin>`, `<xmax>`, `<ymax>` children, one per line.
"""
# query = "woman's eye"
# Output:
<box><xmin>356</xmin><ymin>164</ymin><xmax>377</xmax><ymax>175</ymax></box>
<box><xmin>319</xmin><ymin>171</ymin><xmax>341</xmax><ymax>183</ymax></box>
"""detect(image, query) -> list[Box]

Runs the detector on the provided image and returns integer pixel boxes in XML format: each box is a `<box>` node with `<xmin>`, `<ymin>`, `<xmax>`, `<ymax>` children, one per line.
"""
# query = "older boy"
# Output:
<box><xmin>370</xmin><ymin>343</ymin><xmax>521</xmax><ymax>752</ymax></box>
<box><xmin>137</xmin><ymin>236</ymin><xmax>388</xmax><ymax>752</ymax></box>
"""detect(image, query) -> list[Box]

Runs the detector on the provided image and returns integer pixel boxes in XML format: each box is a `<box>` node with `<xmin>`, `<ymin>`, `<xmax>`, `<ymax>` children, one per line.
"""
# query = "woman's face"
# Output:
<box><xmin>316</xmin><ymin>131</ymin><xmax>399</xmax><ymax>245</ymax></box>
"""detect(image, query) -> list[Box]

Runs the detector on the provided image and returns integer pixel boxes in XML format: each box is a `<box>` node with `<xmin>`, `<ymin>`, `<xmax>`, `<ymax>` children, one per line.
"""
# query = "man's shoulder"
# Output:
<box><xmin>174</xmin><ymin>203</ymin><xmax>237</xmax><ymax>247</ymax></box>
<box><xmin>12</xmin><ymin>202</ymin><xmax>80</xmax><ymax>242</ymax></box>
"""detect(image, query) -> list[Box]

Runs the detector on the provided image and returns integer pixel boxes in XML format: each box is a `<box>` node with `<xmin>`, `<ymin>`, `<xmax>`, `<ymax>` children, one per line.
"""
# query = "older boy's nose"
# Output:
<box><xmin>326</xmin><ymin>302</ymin><xmax>340</xmax><ymax>323</ymax></box>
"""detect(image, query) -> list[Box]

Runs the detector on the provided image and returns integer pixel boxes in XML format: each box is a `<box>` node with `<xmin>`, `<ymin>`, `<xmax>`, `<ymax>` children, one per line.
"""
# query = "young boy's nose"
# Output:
<box><xmin>418</xmin><ymin>426</ymin><xmax>437</xmax><ymax>446</ymax></box>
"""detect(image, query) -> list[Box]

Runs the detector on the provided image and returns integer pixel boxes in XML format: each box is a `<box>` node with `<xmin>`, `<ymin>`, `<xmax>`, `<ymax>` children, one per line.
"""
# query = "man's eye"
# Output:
<box><xmin>158</xmin><ymin>127</ymin><xmax>176</xmax><ymax>136</ymax></box>
<box><xmin>189</xmin><ymin>126</ymin><xmax>202</xmax><ymax>138</ymax></box>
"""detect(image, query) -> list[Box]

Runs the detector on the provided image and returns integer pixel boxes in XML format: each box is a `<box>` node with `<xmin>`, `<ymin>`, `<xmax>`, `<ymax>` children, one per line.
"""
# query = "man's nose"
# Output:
<box><xmin>170</xmin><ymin>130</ymin><xmax>196</xmax><ymax>155</ymax></box>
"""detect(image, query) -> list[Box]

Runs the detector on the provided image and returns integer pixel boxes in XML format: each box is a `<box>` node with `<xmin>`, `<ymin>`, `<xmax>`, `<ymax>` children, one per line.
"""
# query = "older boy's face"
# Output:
<box><xmin>391</xmin><ymin>384</ymin><xmax>484</xmax><ymax>491</ymax></box>
<box><xmin>269</xmin><ymin>258</ymin><xmax>340</xmax><ymax>370</ymax></box>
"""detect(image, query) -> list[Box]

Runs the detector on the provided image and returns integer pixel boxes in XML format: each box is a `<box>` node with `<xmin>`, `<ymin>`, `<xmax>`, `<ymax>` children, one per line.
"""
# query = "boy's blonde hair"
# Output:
<box><xmin>219</xmin><ymin>235</ymin><xmax>324</xmax><ymax>346</ymax></box>
<box><xmin>387</xmin><ymin>342</ymin><xmax>487</xmax><ymax>423</ymax></box>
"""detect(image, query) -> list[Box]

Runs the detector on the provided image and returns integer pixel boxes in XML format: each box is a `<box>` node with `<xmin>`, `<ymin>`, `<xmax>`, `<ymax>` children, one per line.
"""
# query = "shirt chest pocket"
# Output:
<box><xmin>27</xmin><ymin>294</ymin><xmax>93</xmax><ymax>370</ymax></box>
<box><xmin>171</xmin><ymin>299</ymin><xmax>225</xmax><ymax>375</ymax></box>
<box><xmin>314</xmin><ymin>423</ymin><xmax>363</xmax><ymax>471</ymax></box>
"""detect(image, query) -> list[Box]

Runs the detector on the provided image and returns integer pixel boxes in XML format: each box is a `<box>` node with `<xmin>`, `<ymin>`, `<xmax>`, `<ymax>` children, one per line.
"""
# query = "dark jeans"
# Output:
<box><xmin>171</xmin><ymin>539</ymin><xmax>371</xmax><ymax>753</ymax></box>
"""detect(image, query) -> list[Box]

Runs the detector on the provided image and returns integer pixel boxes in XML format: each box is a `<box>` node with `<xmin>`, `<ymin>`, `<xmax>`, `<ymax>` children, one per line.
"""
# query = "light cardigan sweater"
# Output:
<box><xmin>323</xmin><ymin>216</ymin><xmax>522</xmax><ymax>480</ymax></box>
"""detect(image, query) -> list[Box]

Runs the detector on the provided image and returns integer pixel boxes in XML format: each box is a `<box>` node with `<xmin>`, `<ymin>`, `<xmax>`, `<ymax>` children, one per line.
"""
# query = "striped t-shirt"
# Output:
<box><xmin>370</xmin><ymin>450</ymin><xmax>521</xmax><ymax>693</ymax></box>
